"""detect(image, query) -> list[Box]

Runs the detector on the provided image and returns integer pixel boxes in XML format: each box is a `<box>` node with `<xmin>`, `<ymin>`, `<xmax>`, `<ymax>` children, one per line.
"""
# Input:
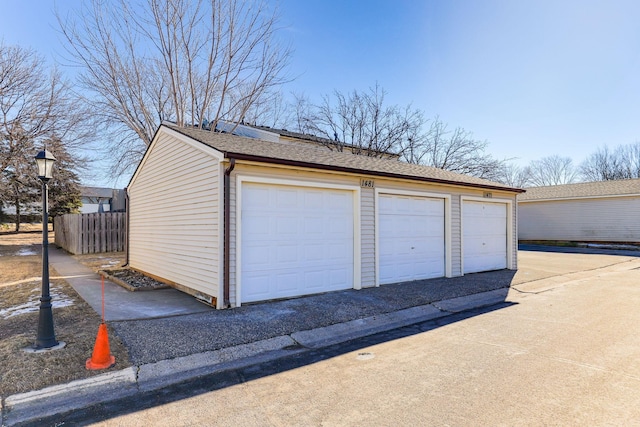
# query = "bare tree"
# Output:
<box><xmin>413</xmin><ymin>118</ymin><xmax>505</xmax><ymax>180</ymax></box>
<box><xmin>580</xmin><ymin>142</ymin><xmax>640</xmax><ymax>181</ymax></box>
<box><xmin>494</xmin><ymin>162</ymin><xmax>531</xmax><ymax>188</ymax></box>
<box><xmin>242</xmin><ymin>90</ymin><xmax>289</xmax><ymax>129</ymax></box>
<box><xmin>526</xmin><ymin>155</ymin><xmax>578</xmax><ymax>186</ymax></box>
<box><xmin>57</xmin><ymin>0</ymin><xmax>291</xmax><ymax>175</ymax></box>
<box><xmin>286</xmin><ymin>92</ymin><xmax>316</xmax><ymax>135</ymax></box>
<box><xmin>0</xmin><ymin>43</ymin><xmax>89</xmax><ymax>231</ymax></box>
<box><xmin>290</xmin><ymin>84</ymin><xmax>426</xmax><ymax>157</ymax></box>
<box><xmin>282</xmin><ymin>86</ymin><xmax>506</xmax><ymax>179</ymax></box>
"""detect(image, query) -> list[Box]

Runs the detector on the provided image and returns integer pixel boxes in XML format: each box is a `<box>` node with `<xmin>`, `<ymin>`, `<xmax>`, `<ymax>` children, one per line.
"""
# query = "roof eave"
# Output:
<box><xmin>224</xmin><ymin>151</ymin><xmax>525</xmax><ymax>194</ymax></box>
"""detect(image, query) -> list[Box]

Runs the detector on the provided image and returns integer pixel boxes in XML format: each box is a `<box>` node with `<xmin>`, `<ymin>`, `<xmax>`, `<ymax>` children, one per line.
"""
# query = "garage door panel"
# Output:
<box><xmin>242</xmin><ymin>272</ymin><xmax>272</xmax><ymax>300</ymax></box>
<box><xmin>304</xmin><ymin>217</ymin><xmax>324</xmax><ymax>234</ymax></box>
<box><xmin>276</xmin><ymin>216</ymin><xmax>298</xmax><ymax>234</ymax></box>
<box><xmin>379</xmin><ymin>194</ymin><xmax>446</xmax><ymax>284</ymax></box>
<box><xmin>303</xmin><ymin>190</ymin><xmax>323</xmax><ymax>206</ymax></box>
<box><xmin>463</xmin><ymin>201</ymin><xmax>507</xmax><ymax>274</ymax></box>
<box><xmin>244</xmin><ymin>186</ymin><xmax>270</xmax><ymax>207</ymax></box>
<box><xmin>275</xmin><ymin>243</ymin><xmax>298</xmax><ymax>263</ymax></box>
<box><xmin>304</xmin><ymin>271</ymin><xmax>325</xmax><ymax>289</ymax></box>
<box><xmin>328</xmin><ymin>192</ymin><xmax>350</xmax><ymax>208</ymax></box>
<box><xmin>243</xmin><ymin>214</ymin><xmax>270</xmax><ymax>235</ymax></box>
<box><xmin>241</xmin><ymin>182</ymin><xmax>354</xmax><ymax>303</ymax></box>
<box><xmin>244</xmin><ymin>242</ymin><xmax>271</xmax><ymax>266</ymax></box>
<box><xmin>305</xmin><ymin>244</ymin><xmax>324</xmax><ymax>261</ymax></box>
<box><xmin>276</xmin><ymin>188</ymin><xmax>297</xmax><ymax>206</ymax></box>
<box><xmin>277</xmin><ymin>272</ymin><xmax>300</xmax><ymax>292</ymax></box>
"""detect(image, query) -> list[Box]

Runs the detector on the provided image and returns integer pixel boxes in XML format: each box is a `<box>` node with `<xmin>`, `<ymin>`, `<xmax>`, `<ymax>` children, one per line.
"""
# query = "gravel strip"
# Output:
<box><xmin>111</xmin><ymin>269</ymin><xmax>515</xmax><ymax>364</ymax></box>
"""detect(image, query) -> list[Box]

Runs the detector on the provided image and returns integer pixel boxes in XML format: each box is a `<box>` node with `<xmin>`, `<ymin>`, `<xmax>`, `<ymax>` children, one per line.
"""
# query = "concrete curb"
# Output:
<box><xmin>137</xmin><ymin>336</ymin><xmax>301</xmax><ymax>392</ymax></box>
<box><xmin>432</xmin><ymin>288</ymin><xmax>510</xmax><ymax>313</ymax></box>
<box><xmin>1</xmin><ymin>289</ymin><xmax>510</xmax><ymax>426</ymax></box>
<box><xmin>291</xmin><ymin>304</ymin><xmax>444</xmax><ymax>348</ymax></box>
<box><xmin>3</xmin><ymin>368</ymin><xmax>138</xmax><ymax>425</ymax></box>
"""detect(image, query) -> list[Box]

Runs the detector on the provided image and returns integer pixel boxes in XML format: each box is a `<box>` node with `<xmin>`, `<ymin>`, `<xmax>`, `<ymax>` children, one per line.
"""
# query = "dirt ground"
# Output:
<box><xmin>0</xmin><ymin>226</ymin><xmax>131</xmax><ymax>397</ymax></box>
<box><xmin>72</xmin><ymin>252</ymin><xmax>127</xmax><ymax>272</ymax></box>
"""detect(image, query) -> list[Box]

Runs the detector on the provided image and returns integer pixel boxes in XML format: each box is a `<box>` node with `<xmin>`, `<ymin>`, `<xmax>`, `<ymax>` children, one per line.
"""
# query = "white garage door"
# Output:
<box><xmin>463</xmin><ymin>200</ymin><xmax>507</xmax><ymax>273</ymax></box>
<box><xmin>379</xmin><ymin>194</ymin><xmax>445</xmax><ymax>284</ymax></box>
<box><xmin>241</xmin><ymin>182</ymin><xmax>354</xmax><ymax>303</ymax></box>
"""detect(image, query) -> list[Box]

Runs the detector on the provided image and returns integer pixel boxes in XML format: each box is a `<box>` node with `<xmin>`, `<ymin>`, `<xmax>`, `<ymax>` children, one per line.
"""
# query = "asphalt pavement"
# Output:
<box><xmin>3</xmin><ymin>245</ymin><xmax>639</xmax><ymax>426</ymax></box>
<box><xmin>53</xmin><ymin>252</ymin><xmax>640</xmax><ymax>426</ymax></box>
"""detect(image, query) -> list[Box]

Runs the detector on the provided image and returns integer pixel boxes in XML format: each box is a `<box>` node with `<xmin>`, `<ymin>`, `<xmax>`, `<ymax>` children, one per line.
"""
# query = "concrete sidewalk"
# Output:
<box><xmin>49</xmin><ymin>247</ymin><xmax>211</xmax><ymax>321</ymax></box>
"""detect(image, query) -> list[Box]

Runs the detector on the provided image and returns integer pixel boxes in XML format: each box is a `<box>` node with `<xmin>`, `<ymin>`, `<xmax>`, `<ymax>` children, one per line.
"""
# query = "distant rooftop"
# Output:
<box><xmin>519</xmin><ymin>179</ymin><xmax>640</xmax><ymax>201</ymax></box>
<box><xmin>80</xmin><ymin>186</ymin><xmax>114</xmax><ymax>198</ymax></box>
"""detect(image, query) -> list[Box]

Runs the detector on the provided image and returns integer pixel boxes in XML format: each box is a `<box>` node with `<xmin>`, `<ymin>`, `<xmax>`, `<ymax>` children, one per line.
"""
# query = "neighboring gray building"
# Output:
<box><xmin>518</xmin><ymin>179</ymin><xmax>640</xmax><ymax>243</ymax></box>
<box><xmin>127</xmin><ymin>123</ymin><xmax>523</xmax><ymax>309</ymax></box>
<box><xmin>80</xmin><ymin>187</ymin><xmax>126</xmax><ymax>213</ymax></box>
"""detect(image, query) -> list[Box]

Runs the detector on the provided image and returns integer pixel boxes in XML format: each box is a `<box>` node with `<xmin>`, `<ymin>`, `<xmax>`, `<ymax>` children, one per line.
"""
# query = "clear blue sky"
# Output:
<box><xmin>2</xmin><ymin>0</ymin><xmax>640</xmax><ymax>186</ymax></box>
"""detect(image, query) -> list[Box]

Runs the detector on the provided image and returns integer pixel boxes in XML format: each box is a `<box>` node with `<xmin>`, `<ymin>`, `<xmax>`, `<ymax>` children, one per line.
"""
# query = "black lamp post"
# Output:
<box><xmin>30</xmin><ymin>149</ymin><xmax>65</xmax><ymax>351</ymax></box>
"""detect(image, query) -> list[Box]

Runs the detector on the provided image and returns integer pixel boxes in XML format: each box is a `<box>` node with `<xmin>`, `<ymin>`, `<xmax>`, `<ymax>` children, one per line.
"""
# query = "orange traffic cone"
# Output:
<box><xmin>86</xmin><ymin>323</ymin><xmax>116</xmax><ymax>370</ymax></box>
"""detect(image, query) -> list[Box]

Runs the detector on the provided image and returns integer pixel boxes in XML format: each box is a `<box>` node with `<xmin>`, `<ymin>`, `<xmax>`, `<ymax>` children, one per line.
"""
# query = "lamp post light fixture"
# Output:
<box><xmin>27</xmin><ymin>149</ymin><xmax>65</xmax><ymax>352</ymax></box>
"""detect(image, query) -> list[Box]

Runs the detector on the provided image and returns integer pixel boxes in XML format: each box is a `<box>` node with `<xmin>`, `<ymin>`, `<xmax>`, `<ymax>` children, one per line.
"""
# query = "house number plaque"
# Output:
<box><xmin>360</xmin><ymin>179</ymin><xmax>375</xmax><ymax>188</ymax></box>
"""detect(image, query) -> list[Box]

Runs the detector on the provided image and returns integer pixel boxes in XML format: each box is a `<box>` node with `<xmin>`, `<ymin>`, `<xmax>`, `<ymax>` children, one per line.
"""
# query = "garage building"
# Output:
<box><xmin>127</xmin><ymin>124</ymin><xmax>523</xmax><ymax>308</ymax></box>
<box><xmin>519</xmin><ymin>179</ymin><xmax>640</xmax><ymax>243</ymax></box>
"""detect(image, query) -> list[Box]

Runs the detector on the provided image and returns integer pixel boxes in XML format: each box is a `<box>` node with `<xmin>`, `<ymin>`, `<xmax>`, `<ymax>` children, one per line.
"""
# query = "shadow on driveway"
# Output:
<box><xmin>37</xmin><ymin>302</ymin><xmax>515</xmax><ymax>426</ymax></box>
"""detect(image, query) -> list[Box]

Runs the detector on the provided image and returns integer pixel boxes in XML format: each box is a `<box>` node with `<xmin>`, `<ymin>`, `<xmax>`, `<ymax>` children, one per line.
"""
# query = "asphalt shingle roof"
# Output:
<box><xmin>165</xmin><ymin>124</ymin><xmax>523</xmax><ymax>193</ymax></box>
<box><xmin>80</xmin><ymin>186</ymin><xmax>113</xmax><ymax>198</ymax></box>
<box><xmin>518</xmin><ymin>179</ymin><xmax>640</xmax><ymax>201</ymax></box>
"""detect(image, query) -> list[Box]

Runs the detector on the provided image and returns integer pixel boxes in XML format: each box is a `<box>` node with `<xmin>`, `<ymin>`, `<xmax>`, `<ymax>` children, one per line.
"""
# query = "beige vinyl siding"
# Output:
<box><xmin>128</xmin><ymin>133</ymin><xmax>220</xmax><ymax>298</ymax></box>
<box><xmin>228</xmin><ymin>168</ymin><xmax>237</xmax><ymax>307</ymax></box>
<box><xmin>519</xmin><ymin>196</ymin><xmax>640</xmax><ymax>242</ymax></box>
<box><xmin>360</xmin><ymin>187</ymin><xmax>376</xmax><ymax>287</ymax></box>
<box><xmin>450</xmin><ymin>195</ymin><xmax>462</xmax><ymax>276</ymax></box>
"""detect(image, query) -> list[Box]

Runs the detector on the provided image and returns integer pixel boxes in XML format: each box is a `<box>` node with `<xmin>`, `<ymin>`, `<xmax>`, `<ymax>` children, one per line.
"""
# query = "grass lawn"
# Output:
<box><xmin>0</xmin><ymin>227</ymin><xmax>130</xmax><ymax>397</ymax></box>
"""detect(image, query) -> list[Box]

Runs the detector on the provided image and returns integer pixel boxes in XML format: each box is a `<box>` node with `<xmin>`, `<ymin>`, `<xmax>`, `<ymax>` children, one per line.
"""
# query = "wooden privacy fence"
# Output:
<box><xmin>54</xmin><ymin>213</ymin><xmax>126</xmax><ymax>255</ymax></box>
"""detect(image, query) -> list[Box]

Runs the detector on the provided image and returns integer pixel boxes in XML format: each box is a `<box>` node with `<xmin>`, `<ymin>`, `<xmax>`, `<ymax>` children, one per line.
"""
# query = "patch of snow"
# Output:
<box><xmin>100</xmin><ymin>260</ymin><xmax>121</xmax><ymax>268</ymax></box>
<box><xmin>17</xmin><ymin>247</ymin><xmax>38</xmax><ymax>256</ymax></box>
<box><xmin>0</xmin><ymin>285</ymin><xmax>74</xmax><ymax>319</ymax></box>
<box><xmin>0</xmin><ymin>247</ymin><xmax>39</xmax><ymax>257</ymax></box>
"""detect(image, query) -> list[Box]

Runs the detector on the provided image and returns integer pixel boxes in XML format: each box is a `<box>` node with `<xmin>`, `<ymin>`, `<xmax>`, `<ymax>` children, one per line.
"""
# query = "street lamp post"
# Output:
<box><xmin>30</xmin><ymin>149</ymin><xmax>65</xmax><ymax>351</ymax></box>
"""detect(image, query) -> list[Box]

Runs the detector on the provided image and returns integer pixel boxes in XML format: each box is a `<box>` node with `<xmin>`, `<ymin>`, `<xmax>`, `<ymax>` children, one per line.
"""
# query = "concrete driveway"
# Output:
<box><xmin>43</xmin><ymin>249</ymin><xmax>640</xmax><ymax>426</ymax></box>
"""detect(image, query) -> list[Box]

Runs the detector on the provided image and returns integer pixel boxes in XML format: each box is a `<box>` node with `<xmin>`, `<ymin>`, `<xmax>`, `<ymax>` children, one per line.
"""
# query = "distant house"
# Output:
<box><xmin>1</xmin><ymin>201</ymin><xmax>38</xmax><ymax>217</ymax></box>
<box><xmin>80</xmin><ymin>187</ymin><xmax>126</xmax><ymax>213</ymax></box>
<box><xmin>518</xmin><ymin>179</ymin><xmax>640</xmax><ymax>243</ymax></box>
<box><xmin>127</xmin><ymin>123</ymin><xmax>523</xmax><ymax>309</ymax></box>
<box><xmin>1</xmin><ymin>186</ymin><xmax>126</xmax><ymax>218</ymax></box>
